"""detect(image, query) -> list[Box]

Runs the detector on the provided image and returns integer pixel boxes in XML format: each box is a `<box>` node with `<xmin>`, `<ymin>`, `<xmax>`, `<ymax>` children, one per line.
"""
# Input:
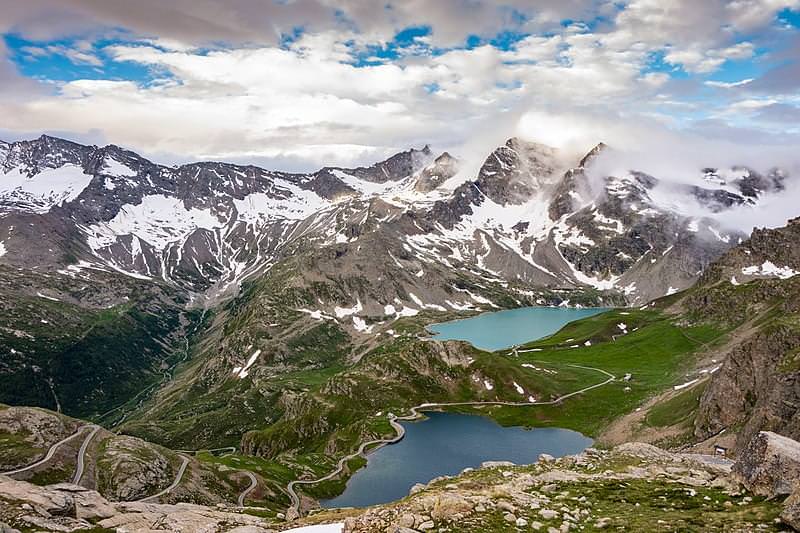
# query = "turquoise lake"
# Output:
<box><xmin>321</xmin><ymin>412</ymin><xmax>593</xmax><ymax>509</ymax></box>
<box><xmin>427</xmin><ymin>306</ymin><xmax>609</xmax><ymax>351</ymax></box>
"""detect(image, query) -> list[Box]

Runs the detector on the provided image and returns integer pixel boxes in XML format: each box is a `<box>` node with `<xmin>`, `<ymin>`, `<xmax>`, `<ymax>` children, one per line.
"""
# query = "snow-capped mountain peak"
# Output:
<box><xmin>0</xmin><ymin>134</ymin><xmax>788</xmax><ymax>309</ymax></box>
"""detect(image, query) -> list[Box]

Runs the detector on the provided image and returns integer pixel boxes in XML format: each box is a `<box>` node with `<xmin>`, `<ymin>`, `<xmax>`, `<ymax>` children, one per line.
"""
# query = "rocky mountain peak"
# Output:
<box><xmin>547</xmin><ymin>143</ymin><xmax>610</xmax><ymax>221</ymax></box>
<box><xmin>699</xmin><ymin>215</ymin><xmax>800</xmax><ymax>287</ymax></box>
<box><xmin>579</xmin><ymin>142</ymin><xmax>607</xmax><ymax>167</ymax></box>
<box><xmin>415</xmin><ymin>151</ymin><xmax>459</xmax><ymax>192</ymax></box>
<box><xmin>473</xmin><ymin>138</ymin><xmax>560</xmax><ymax>205</ymax></box>
<box><xmin>340</xmin><ymin>145</ymin><xmax>435</xmax><ymax>184</ymax></box>
<box><xmin>2</xmin><ymin>134</ymin><xmax>88</xmax><ymax>175</ymax></box>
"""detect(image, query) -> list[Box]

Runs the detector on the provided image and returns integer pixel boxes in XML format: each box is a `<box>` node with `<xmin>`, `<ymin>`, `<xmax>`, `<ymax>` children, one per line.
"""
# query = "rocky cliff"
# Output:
<box><xmin>685</xmin><ymin>218</ymin><xmax>800</xmax><ymax>450</ymax></box>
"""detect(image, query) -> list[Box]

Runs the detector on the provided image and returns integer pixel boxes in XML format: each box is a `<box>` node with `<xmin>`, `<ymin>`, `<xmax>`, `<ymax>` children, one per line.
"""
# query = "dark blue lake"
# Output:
<box><xmin>427</xmin><ymin>306</ymin><xmax>608</xmax><ymax>351</ymax></box>
<box><xmin>321</xmin><ymin>412</ymin><xmax>592</xmax><ymax>509</ymax></box>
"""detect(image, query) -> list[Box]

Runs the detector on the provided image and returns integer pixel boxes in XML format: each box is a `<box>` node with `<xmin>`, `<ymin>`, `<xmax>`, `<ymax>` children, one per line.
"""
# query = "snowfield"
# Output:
<box><xmin>0</xmin><ymin>164</ymin><xmax>93</xmax><ymax>213</ymax></box>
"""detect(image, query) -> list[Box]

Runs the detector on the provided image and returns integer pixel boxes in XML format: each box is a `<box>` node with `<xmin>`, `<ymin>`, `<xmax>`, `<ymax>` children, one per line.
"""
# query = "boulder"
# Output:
<box><xmin>50</xmin><ymin>483</ymin><xmax>116</xmax><ymax>520</ymax></box>
<box><xmin>0</xmin><ymin>522</ymin><xmax>21</xmax><ymax>533</ymax></box>
<box><xmin>781</xmin><ymin>487</ymin><xmax>800</xmax><ymax>531</ymax></box>
<box><xmin>0</xmin><ymin>476</ymin><xmax>74</xmax><ymax>516</ymax></box>
<box><xmin>613</xmin><ymin>442</ymin><xmax>674</xmax><ymax>461</ymax></box>
<box><xmin>430</xmin><ymin>493</ymin><xmax>472</xmax><ymax>521</ymax></box>
<box><xmin>409</xmin><ymin>483</ymin><xmax>426</xmax><ymax>496</ymax></box>
<box><xmin>395</xmin><ymin>513</ymin><xmax>416</xmax><ymax>528</ymax></box>
<box><xmin>732</xmin><ymin>431</ymin><xmax>800</xmax><ymax>497</ymax></box>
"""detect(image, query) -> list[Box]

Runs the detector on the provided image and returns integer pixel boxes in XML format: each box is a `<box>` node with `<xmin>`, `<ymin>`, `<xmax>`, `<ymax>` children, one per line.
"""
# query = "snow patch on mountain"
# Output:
<box><xmin>0</xmin><ymin>164</ymin><xmax>93</xmax><ymax>213</ymax></box>
<box><xmin>85</xmin><ymin>194</ymin><xmax>225</xmax><ymax>251</ymax></box>
<box><xmin>335</xmin><ymin>300</ymin><xmax>363</xmax><ymax>318</ymax></box>
<box><xmin>331</xmin><ymin>169</ymin><xmax>409</xmax><ymax>197</ymax></box>
<box><xmin>103</xmin><ymin>156</ymin><xmax>138</xmax><ymax>178</ymax></box>
<box><xmin>233</xmin><ymin>181</ymin><xmax>329</xmax><ymax>224</ymax></box>
<box><xmin>741</xmin><ymin>261</ymin><xmax>798</xmax><ymax>280</ymax></box>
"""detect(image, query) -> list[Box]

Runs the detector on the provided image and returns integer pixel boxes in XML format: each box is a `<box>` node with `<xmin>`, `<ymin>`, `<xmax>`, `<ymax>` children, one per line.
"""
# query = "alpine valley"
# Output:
<box><xmin>2</xmin><ymin>134</ymin><xmax>800</xmax><ymax>532</ymax></box>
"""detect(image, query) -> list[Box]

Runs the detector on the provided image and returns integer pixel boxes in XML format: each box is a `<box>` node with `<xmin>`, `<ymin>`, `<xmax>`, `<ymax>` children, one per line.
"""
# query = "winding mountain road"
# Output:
<box><xmin>237</xmin><ymin>471</ymin><xmax>258</xmax><ymax>507</ymax></box>
<box><xmin>285</xmin><ymin>364</ymin><xmax>616</xmax><ymax>518</ymax></box>
<box><xmin>71</xmin><ymin>425</ymin><xmax>101</xmax><ymax>485</ymax></box>
<box><xmin>1</xmin><ymin>425</ymin><xmax>92</xmax><ymax>477</ymax></box>
<box><xmin>136</xmin><ymin>455</ymin><xmax>190</xmax><ymax>503</ymax></box>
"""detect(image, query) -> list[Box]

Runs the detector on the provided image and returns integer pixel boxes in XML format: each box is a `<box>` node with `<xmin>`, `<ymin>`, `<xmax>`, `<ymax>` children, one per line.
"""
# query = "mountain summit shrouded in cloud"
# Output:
<box><xmin>0</xmin><ymin>1</ymin><xmax>798</xmax><ymax>172</ymax></box>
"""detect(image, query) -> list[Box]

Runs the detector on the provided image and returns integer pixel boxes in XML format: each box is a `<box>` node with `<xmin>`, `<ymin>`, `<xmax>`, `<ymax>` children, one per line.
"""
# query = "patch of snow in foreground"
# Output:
<box><xmin>298</xmin><ymin>308</ymin><xmax>332</xmax><ymax>320</ymax></box>
<box><xmin>236</xmin><ymin>349</ymin><xmax>261</xmax><ymax>379</ymax></box>
<box><xmin>395</xmin><ymin>306</ymin><xmax>419</xmax><ymax>318</ymax></box>
<box><xmin>0</xmin><ymin>241</ymin><xmax>6</xmax><ymax>257</ymax></box>
<box><xmin>741</xmin><ymin>261</ymin><xmax>798</xmax><ymax>280</ymax></box>
<box><xmin>483</xmin><ymin>379</ymin><xmax>494</xmax><ymax>391</ymax></box>
<box><xmin>284</xmin><ymin>524</ymin><xmax>343</xmax><ymax>533</ymax></box>
<box><xmin>352</xmin><ymin>316</ymin><xmax>373</xmax><ymax>333</ymax></box>
<box><xmin>665</xmin><ymin>286</ymin><xmax>679</xmax><ymax>296</ymax></box>
<box><xmin>36</xmin><ymin>292</ymin><xmax>60</xmax><ymax>302</ymax></box>
<box><xmin>334</xmin><ymin>299</ymin><xmax>363</xmax><ymax>318</ymax></box>
<box><xmin>513</xmin><ymin>382</ymin><xmax>525</xmax><ymax>395</ymax></box>
<box><xmin>674</xmin><ymin>378</ymin><xmax>700</xmax><ymax>391</ymax></box>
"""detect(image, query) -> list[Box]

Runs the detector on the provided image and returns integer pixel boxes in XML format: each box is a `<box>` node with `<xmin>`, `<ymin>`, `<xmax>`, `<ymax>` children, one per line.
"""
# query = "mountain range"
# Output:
<box><xmin>2</xmin><ymin>133</ymin><xmax>800</xmax><ymax>531</ymax></box>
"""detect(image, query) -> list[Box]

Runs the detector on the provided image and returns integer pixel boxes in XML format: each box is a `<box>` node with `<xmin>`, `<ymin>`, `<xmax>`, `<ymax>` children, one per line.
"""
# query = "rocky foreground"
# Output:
<box><xmin>2</xmin><ymin>431</ymin><xmax>799</xmax><ymax>532</ymax></box>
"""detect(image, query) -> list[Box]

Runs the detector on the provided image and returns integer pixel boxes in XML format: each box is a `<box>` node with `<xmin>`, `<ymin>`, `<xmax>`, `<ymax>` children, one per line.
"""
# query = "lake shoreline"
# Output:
<box><xmin>426</xmin><ymin>306</ymin><xmax>610</xmax><ymax>351</ymax></box>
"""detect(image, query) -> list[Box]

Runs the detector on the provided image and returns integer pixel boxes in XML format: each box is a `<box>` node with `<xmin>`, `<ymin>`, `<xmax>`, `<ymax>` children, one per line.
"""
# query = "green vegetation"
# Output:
<box><xmin>0</xmin><ymin>265</ymin><xmax>194</xmax><ymax>420</ymax></box>
<box><xmin>456</xmin><ymin>309</ymin><xmax>726</xmax><ymax>437</ymax></box>
<box><xmin>646</xmin><ymin>381</ymin><xmax>708</xmax><ymax>428</ymax></box>
<box><xmin>28</xmin><ymin>464</ymin><xmax>72</xmax><ymax>486</ymax></box>
<box><xmin>0</xmin><ymin>431</ymin><xmax>43</xmax><ymax>467</ymax></box>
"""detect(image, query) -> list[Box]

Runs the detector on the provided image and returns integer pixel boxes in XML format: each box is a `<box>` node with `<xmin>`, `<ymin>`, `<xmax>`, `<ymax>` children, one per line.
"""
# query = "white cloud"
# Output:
<box><xmin>704</xmin><ymin>78</ymin><xmax>754</xmax><ymax>88</ymax></box>
<box><xmin>0</xmin><ymin>0</ymin><xmax>796</xmax><ymax>172</ymax></box>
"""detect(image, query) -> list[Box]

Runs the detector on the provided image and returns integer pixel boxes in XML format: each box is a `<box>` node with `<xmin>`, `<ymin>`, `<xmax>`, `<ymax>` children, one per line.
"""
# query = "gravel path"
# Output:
<box><xmin>1</xmin><ymin>425</ymin><xmax>91</xmax><ymax>477</ymax></box>
<box><xmin>238</xmin><ymin>471</ymin><xmax>258</xmax><ymax>507</ymax></box>
<box><xmin>71</xmin><ymin>424</ymin><xmax>101</xmax><ymax>484</ymax></box>
<box><xmin>136</xmin><ymin>455</ymin><xmax>190</xmax><ymax>503</ymax></box>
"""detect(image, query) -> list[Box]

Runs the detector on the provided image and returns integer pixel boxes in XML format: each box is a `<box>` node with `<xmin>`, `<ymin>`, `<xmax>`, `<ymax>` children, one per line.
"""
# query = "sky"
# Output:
<box><xmin>0</xmin><ymin>0</ymin><xmax>798</xmax><ymax>173</ymax></box>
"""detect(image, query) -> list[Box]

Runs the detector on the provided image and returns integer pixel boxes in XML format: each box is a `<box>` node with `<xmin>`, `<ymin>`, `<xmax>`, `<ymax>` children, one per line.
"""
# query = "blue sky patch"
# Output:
<box><xmin>4</xmin><ymin>34</ymin><xmax>162</xmax><ymax>86</ymax></box>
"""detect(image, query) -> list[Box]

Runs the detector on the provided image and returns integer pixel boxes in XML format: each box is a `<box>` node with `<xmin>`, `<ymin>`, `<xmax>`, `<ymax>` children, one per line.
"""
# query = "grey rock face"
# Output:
<box><xmin>0</xmin><ymin>474</ymin><xmax>277</xmax><ymax>533</ymax></box>
<box><xmin>782</xmin><ymin>487</ymin><xmax>800</xmax><ymax>531</ymax></box>
<box><xmin>732</xmin><ymin>431</ymin><xmax>800</xmax><ymax>497</ymax></box>
<box><xmin>415</xmin><ymin>152</ymin><xmax>458</xmax><ymax>193</ymax></box>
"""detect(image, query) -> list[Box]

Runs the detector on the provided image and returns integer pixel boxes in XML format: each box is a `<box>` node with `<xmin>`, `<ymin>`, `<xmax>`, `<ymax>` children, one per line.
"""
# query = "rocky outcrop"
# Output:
<box><xmin>337</xmin><ymin>443</ymin><xmax>786</xmax><ymax>532</ymax></box>
<box><xmin>0</xmin><ymin>406</ymin><xmax>79</xmax><ymax>469</ymax></box>
<box><xmin>694</xmin><ymin>323</ymin><xmax>800</xmax><ymax>449</ymax></box>
<box><xmin>0</xmin><ymin>475</ymin><xmax>276</xmax><ymax>533</ymax></box>
<box><xmin>732</xmin><ymin>431</ymin><xmax>800</xmax><ymax>498</ymax></box>
<box><xmin>698</xmin><ymin>216</ymin><xmax>800</xmax><ymax>287</ymax></box>
<box><xmin>415</xmin><ymin>152</ymin><xmax>458</xmax><ymax>193</ymax></box>
<box><xmin>95</xmin><ymin>435</ymin><xmax>179</xmax><ymax>501</ymax></box>
<box><xmin>784</xmin><ymin>488</ymin><xmax>800</xmax><ymax>531</ymax></box>
<box><xmin>687</xmin><ymin>219</ymin><xmax>800</xmax><ymax>450</ymax></box>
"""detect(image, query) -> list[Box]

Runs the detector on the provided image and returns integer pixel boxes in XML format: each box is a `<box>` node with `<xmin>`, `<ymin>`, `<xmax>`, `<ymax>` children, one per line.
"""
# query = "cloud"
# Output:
<box><xmin>747</xmin><ymin>61</ymin><xmax>800</xmax><ymax>94</ymax></box>
<box><xmin>0</xmin><ymin>0</ymin><xmax>796</xmax><ymax>174</ymax></box>
<box><xmin>753</xmin><ymin>102</ymin><xmax>800</xmax><ymax>123</ymax></box>
<box><xmin>704</xmin><ymin>78</ymin><xmax>754</xmax><ymax>88</ymax></box>
<box><xmin>576</xmin><ymin>116</ymin><xmax>800</xmax><ymax>232</ymax></box>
